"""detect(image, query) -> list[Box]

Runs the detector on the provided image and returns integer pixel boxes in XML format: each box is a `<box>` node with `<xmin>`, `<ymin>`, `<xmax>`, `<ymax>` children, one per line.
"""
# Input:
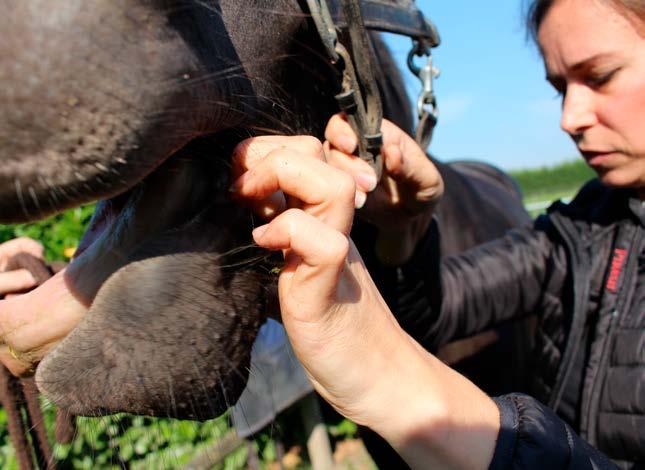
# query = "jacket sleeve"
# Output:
<box><xmin>490</xmin><ymin>394</ymin><xmax>618</xmax><ymax>469</ymax></box>
<box><xmin>391</xmin><ymin>215</ymin><xmax>569</xmax><ymax>351</ymax></box>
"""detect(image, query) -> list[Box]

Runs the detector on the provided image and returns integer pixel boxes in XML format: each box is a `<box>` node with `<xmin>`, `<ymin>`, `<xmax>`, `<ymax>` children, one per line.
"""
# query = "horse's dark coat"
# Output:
<box><xmin>0</xmin><ymin>0</ymin><xmax>530</xmax><ymax>425</ymax></box>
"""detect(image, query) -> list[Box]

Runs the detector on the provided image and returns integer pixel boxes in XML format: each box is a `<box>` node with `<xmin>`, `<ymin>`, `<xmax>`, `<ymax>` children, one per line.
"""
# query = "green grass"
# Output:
<box><xmin>0</xmin><ymin>205</ymin><xmax>96</xmax><ymax>261</ymax></box>
<box><xmin>509</xmin><ymin>158</ymin><xmax>595</xmax><ymax>217</ymax></box>
<box><xmin>510</xmin><ymin>159</ymin><xmax>595</xmax><ymax>203</ymax></box>
<box><xmin>0</xmin><ymin>401</ymin><xmax>287</xmax><ymax>469</ymax></box>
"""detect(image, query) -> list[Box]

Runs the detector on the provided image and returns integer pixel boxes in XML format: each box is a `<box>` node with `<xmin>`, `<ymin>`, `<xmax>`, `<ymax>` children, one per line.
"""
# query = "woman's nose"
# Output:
<box><xmin>560</xmin><ymin>85</ymin><xmax>597</xmax><ymax>137</ymax></box>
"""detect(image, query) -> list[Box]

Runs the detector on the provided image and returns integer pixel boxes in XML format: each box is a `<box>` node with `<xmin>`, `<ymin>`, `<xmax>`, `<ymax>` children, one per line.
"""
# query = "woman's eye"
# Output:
<box><xmin>585</xmin><ymin>69</ymin><xmax>618</xmax><ymax>88</ymax></box>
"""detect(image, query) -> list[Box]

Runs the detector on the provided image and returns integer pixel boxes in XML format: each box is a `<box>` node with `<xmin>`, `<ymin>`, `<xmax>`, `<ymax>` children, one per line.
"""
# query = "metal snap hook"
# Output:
<box><xmin>408</xmin><ymin>43</ymin><xmax>440</xmax><ymax>120</ymax></box>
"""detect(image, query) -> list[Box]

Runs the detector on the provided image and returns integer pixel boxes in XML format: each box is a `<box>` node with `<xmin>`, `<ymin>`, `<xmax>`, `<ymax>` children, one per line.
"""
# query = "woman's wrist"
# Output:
<box><xmin>362</xmin><ymin>329</ymin><xmax>500</xmax><ymax>470</ymax></box>
<box><xmin>363</xmin><ymin>333</ymin><xmax>445</xmax><ymax>431</ymax></box>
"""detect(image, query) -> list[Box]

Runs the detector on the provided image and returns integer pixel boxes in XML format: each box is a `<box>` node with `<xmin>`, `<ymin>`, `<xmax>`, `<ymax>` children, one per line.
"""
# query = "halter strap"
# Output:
<box><xmin>329</xmin><ymin>0</ymin><xmax>440</xmax><ymax>47</ymax></box>
<box><xmin>305</xmin><ymin>0</ymin><xmax>441</xmax><ymax>177</ymax></box>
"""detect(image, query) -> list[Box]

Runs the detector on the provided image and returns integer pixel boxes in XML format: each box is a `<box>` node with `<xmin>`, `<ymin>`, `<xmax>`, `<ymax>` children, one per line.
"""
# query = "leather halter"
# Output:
<box><xmin>305</xmin><ymin>0</ymin><xmax>440</xmax><ymax>180</ymax></box>
<box><xmin>329</xmin><ymin>0</ymin><xmax>439</xmax><ymax>46</ymax></box>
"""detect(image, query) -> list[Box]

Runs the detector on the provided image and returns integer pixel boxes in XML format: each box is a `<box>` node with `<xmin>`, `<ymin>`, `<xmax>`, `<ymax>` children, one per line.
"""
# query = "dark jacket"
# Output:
<box><xmin>392</xmin><ymin>180</ymin><xmax>644</xmax><ymax>468</ymax></box>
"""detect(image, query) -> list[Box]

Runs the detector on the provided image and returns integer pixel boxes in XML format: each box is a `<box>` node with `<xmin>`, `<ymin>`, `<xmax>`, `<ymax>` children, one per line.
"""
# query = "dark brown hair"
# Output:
<box><xmin>526</xmin><ymin>0</ymin><xmax>645</xmax><ymax>43</ymax></box>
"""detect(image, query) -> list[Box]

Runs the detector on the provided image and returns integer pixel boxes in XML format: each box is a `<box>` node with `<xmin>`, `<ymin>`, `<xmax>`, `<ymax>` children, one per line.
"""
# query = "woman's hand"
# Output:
<box><xmin>324</xmin><ymin>115</ymin><xmax>444</xmax><ymax>265</ymax></box>
<box><xmin>231</xmin><ymin>135</ymin><xmax>499</xmax><ymax>470</ymax></box>
<box><xmin>0</xmin><ymin>239</ymin><xmax>87</xmax><ymax>376</ymax></box>
<box><xmin>0</xmin><ymin>237</ymin><xmax>44</xmax><ymax>297</ymax></box>
<box><xmin>231</xmin><ymin>136</ymin><xmax>422</xmax><ymax>419</ymax></box>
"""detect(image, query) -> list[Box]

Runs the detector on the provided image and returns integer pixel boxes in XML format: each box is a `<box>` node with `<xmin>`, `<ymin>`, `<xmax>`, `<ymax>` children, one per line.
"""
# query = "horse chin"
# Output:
<box><xmin>33</xmin><ymin>145</ymin><xmax>271</xmax><ymax>420</ymax></box>
<box><xmin>35</xmin><ymin>248</ymin><xmax>266</xmax><ymax>419</ymax></box>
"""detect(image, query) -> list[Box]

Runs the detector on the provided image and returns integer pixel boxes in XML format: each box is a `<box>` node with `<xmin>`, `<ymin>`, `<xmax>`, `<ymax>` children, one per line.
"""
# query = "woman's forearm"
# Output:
<box><xmin>364</xmin><ymin>328</ymin><xmax>500</xmax><ymax>470</ymax></box>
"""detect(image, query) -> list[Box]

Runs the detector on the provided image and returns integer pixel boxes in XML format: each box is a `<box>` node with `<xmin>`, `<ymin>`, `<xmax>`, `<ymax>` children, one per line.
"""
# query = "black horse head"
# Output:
<box><xmin>0</xmin><ymin>0</ymin><xmax>423</xmax><ymax>419</ymax></box>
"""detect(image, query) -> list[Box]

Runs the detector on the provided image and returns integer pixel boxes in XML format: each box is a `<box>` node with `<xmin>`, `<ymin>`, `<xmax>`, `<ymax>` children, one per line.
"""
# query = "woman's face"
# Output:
<box><xmin>538</xmin><ymin>0</ymin><xmax>645</xmax><ymax>192</ymax></box>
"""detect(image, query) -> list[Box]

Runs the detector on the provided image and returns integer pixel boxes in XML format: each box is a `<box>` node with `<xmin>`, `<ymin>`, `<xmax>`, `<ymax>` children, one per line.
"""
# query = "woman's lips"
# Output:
<box><xmin>581</xmin><ymin>150</ymin><xmax>619</xmax><ymax>167</ymax></box>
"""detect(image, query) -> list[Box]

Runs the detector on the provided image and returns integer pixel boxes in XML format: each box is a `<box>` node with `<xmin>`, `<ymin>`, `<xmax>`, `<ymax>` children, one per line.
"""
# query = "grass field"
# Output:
<box><xmin>510</xmin><ymin>159</ymin><xmax>595</xmax><ymax>215</ymax></box>
<box><xmin>0</xmin><ymin>158</ymin><xmax>595</xmax><ymax>469</ymax></box>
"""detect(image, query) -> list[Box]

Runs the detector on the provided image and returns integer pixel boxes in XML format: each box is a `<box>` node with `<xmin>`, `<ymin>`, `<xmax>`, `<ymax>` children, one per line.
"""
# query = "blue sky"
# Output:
<box><xmin>384</xmin><ymin>0</ymin><xmax>580</xmax><ymax>170</ymax></box>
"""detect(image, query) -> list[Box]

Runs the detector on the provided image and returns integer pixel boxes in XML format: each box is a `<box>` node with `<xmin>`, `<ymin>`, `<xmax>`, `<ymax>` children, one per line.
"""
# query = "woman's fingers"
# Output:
<box><xmin>252</xmin><ymin>209</ymin><xmax>350</xmax><ymax>322</ymax></box>
<box><xmin>1</xmin><ymin>237</ymin><xmax>44</xmax><ymax>257</ymax></box>
<box><xmin>325</xmin><ymin>115</ymin><xmax>442</xmax><ymax>212</ymax></box>
<box><xmin>380</xmin><ymin>148</ymin><xmax>443</xmax><ymax>219</ymax></box>
<box><xmin>326</xmin><ymin>113</ymin><xmax>408</xmax><ymax>161</ymax></box>
<box><xmin>0</xmin><ymin>269</ymin><xmax>38</xmax><ymax>296</ymax></box>
<box><xmin>324</xmin><ymin>142</ymin><xmax>377</xmax><ymax>205</ymax></box>
<box><xmin>376</xmin><ymin>119</ymin><xmax>443</xmax><ymax>206</ymax></box>
<box><xmin>0</xmin><ymin>348</ymin><xmax>33</xmax><ymax>376</ymax></box>
<box><xmin>231</xmin><ymin>148</ymin><xmax>356</xmax><ymax>235</ymax></box>
<box><xmin>325</xmin><ymin>114</ymin><xmax>357</xmax><ymax>154</ymax></box>
<box><xmin>231</xmin><ymin>135</ymin><xmax>325</xmax><ymax>177</ymax></box>
<box><xmin>325</xmin><ymin>115</ymin><xmax>379</xmax><ymax>203</ymax></box>
<box><xmin>0</xmin><ymin>269</ymin><xmax>88</xmax><ymax>376</ymax></box>
<box><xmin>383</xmin><ymin>136</ymin><xmax>443</xmax><ymax>205</ymax></box>
<box><xmin>0</xmin><ymin>238</ymin><xmax>44</xmax><ymax>270</ymax></box>
<box><xmin>230</xmin><ymin>136</ymin><xmax>325</xmax><ymax>219</ymax></box>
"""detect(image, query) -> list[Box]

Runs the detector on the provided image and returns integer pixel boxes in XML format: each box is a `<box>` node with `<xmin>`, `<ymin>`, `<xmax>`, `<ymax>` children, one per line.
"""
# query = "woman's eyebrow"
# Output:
<box><xmin>546</xmin><ymin>52</ymin><xmax>617</xmax><ymax>83</ymax></box>
<box><xmin>569</xmin><ymin>52</ymin><xmax>616</xmax><ymax>72</ymax></box>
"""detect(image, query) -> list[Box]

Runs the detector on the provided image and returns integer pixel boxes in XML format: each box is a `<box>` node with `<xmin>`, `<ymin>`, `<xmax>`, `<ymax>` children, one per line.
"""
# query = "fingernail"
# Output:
<box><xmin>252</xmin><ymin>224</ymin><xmax>269</xmax><ymax>241</ymax></box>
<box><xmin>337</xmin><ymin>134</ymin><xmax>357</xmax><ymax>153</ymax></box>
<box><xmin>354</xmin><ymin>191</ymin><xmax>367</xmax><ymax>209</ymax></box>
<box><xmin>228</xmin><ymin>172</ymin><xmax>249</xmax><ymax>193</ymax></box>
<box><xmin>356</xmin><ymin>172</ymin><xmax>378</xmax><ymax>192</ymax></box>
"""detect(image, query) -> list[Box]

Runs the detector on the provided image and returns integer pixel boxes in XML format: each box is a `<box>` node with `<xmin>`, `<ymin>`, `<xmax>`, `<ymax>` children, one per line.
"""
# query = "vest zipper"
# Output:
<box><xmin>583</xmin><ymin>229</ymin><xmax>642</xmax><ymax>446</ymax></box>
<box><xmin>548</xmin><ymin>215</ymin><xmax>591</xmax><ymax>412</ymax></box>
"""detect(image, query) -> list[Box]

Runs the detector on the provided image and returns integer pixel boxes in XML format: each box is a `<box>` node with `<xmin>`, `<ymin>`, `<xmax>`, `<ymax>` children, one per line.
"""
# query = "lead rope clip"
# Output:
<box><xmin>408</xmin><ymin>39</ymin><xmax>440</xmax><ymax>150</ymax></box>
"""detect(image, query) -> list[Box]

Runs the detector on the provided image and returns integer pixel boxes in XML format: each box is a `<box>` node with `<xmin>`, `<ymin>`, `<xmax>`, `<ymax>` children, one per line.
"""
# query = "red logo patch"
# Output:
<box><xmin>606</xmin><ymin>248</ymin><xmax>628</xmax><ymax>293</ymax></box>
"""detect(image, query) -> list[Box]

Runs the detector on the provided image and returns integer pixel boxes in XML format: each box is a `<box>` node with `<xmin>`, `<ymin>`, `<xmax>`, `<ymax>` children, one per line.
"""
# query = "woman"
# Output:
<box><xmin>232</xmin><ymin>0</ymin><xmax>643</xmax><ymax>467</ymax></box>
<box><xmin>0</xmin><ymin>0</ymin><xmax>640</xmax><ymax>466</ymax></box>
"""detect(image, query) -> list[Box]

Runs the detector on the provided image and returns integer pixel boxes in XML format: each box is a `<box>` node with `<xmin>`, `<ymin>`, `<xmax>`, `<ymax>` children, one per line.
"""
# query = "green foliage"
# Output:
<box><xmin>0</xmin><ymin>408</ymin><xmax>18</xmax><ymax>470</ymax></box>
<box><xmin>0</xmin><ymin>205</ymin><xmax>96</xmax><ymax>262</ymax></box>
<box><xmin>0</xmin><ymin>401</ymin><xmax>250</xmax><ymax>469</ymax></box>
<box><xmin>328</xmin><ymin>419</ymin><xmax>358</xmax><ymax>439</ymax></box>
<box><xmin>54</xmin><ymin>412</ymin><xmax>241</xmax><ymax>469</ymax></box>
<box><xmin>510</xmin><ymin>159</ymin><xmax>595</xmax><ymax>202</ymax></box>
